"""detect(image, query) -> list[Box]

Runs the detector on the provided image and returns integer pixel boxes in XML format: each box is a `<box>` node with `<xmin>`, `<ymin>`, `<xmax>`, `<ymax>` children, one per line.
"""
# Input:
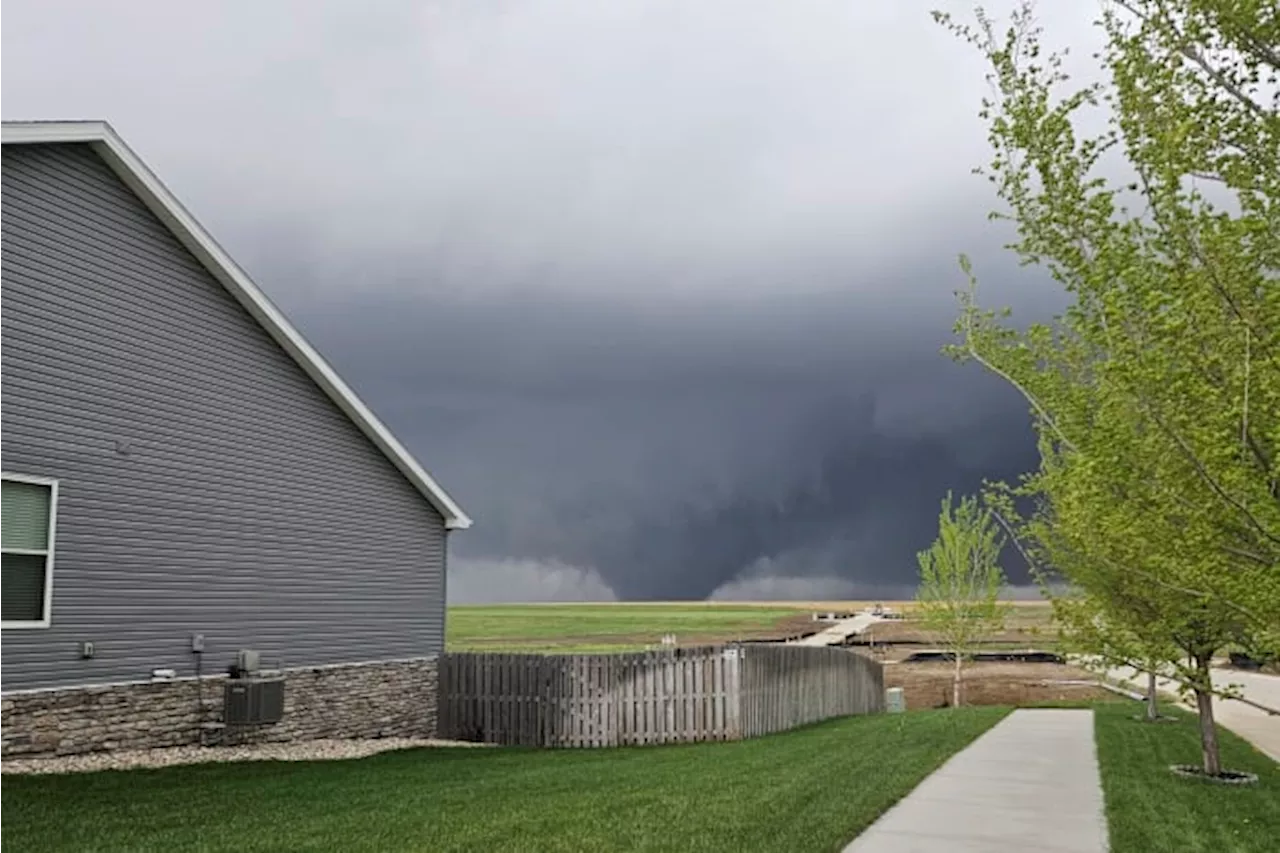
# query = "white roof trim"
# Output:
<box><xmin>2</xmin><ymin>120</ymin><xmax>472</xmax><ymax>530</ymax></box>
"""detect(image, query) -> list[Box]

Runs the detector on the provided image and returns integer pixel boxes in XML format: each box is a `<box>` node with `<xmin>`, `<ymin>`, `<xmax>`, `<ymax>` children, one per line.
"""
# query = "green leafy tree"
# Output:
<box><xmin>1054</xmin><ymin>589</ymin><xmax>1180</xmax><ymax>721</ymax></box>
<box><xmin>936</xmin><ymin>1</ymin><xmax>1280</xmax><ymax>776</ymax></box>
<box><xmin>916</xmin><ymin>492</ymin><xmax>1009</xmax><ymax>707</ymax></box>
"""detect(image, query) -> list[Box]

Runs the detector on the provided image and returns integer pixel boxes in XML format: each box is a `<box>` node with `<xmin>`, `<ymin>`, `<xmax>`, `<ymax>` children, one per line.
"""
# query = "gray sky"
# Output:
<box><xmin>3</xmin><ymin>1</ymin><xmax>1099</xmax><ymax>600</ymax></box>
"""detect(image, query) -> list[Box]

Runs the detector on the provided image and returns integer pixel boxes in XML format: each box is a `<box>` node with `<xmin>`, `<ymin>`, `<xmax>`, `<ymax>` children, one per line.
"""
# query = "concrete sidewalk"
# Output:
<box><xmin>843</xmin><ymin>709</ymin><xmax>1107</xmax><ymax>853</ymax></box>
<box><xmin>1211</xmin><ymin>670</ymin><xmax>1280</xmax><ymax>762</ymax></box>
<box><xmin>790</xmin><ymin>612</ymin><xmax>883</xmax><ymax>647</ymax></box>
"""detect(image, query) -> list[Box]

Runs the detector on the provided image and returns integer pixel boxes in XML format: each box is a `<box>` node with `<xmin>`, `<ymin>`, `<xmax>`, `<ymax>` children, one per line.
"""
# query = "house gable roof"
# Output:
<box><xmin>1</xmin><ymin>120</ymin><xmax>472</xmax><ymax>530</ymax></box>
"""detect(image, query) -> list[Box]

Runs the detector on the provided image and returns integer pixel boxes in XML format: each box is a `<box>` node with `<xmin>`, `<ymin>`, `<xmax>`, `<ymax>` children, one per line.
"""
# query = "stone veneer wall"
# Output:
<box><xmin>0</xmin><ymin>657</ymin><xmax>438</xmax><ymax>758</ymax></box>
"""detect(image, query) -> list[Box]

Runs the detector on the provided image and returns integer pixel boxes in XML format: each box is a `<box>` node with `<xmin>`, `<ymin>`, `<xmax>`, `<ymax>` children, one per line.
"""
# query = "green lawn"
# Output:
<box><xmin>1094</xmin><ymin>702</ymin><xmax>1280</xmax><ymax>853</ymax></box>
<box><xmin>1</xmin><ymin>707</ymin><xmax>1007</xmax><ymax>853</ymax></box>
<box><xmin>446</xmin><ymin>603</ymin><xmax>805</xmax><ymax>652</ymax></box>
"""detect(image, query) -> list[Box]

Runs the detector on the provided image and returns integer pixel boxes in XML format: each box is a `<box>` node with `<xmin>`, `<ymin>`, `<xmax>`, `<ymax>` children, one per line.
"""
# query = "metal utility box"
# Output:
<box><xmin>885</xmin><ymin>687</ymin><xmax>906</xmax><ymax>714</ymax></box>
<box><xmin>236</xmin><ymin>649</ymin><xmax>261</xmax><ymax>675</ymax></box>
<box><xmin>224</xmin><ymin>677</ymin><xmax>286</xmax><ymax>725</ymax></box>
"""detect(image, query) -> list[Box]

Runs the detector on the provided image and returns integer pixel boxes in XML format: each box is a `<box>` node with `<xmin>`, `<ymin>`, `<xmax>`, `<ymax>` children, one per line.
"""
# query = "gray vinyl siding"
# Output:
<box><xmin>0</xmin><ymin>143</ymin><xmax>448</xmax><ymax>692</ymax></box>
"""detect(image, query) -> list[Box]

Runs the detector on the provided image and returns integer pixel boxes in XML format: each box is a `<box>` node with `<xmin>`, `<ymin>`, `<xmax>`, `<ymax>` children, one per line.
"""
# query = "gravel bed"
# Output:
<box><xmin>1</xmin><ymin>737</ymin><xmax>491</xmax><ymax>776</ymax></box>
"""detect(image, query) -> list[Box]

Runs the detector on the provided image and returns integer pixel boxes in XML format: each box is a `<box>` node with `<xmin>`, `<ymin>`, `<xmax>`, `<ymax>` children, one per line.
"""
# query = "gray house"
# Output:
<box><xmin>1</xmin><ymin>121</ymin><xmax>471</xmax><ymax>757</ymax></box>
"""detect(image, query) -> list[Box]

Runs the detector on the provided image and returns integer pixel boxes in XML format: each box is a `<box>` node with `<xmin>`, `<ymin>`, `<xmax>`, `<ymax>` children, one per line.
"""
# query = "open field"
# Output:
<box><xmin>446</xmin><ymin>600</ymin><xmax>1059</xmax><ymax>654</ymax></box>
<box><xmin>1</xmin><ymin>707</ymin><xmax>1008</xmax><ymax>853</ymax></box>
<box><xmin>446</xmin><ymin>603</ymin><xmax>816</xmax><ymax>652</ymax></box>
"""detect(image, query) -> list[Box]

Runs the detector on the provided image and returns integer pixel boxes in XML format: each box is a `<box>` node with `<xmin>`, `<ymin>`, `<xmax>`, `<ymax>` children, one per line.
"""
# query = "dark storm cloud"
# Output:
<box><xmin>285</xmin><ymin>262</ymin><xmax>1047</xmax><ymax>601</ymax></box>
<box><xmin>2</xmin><ymin>0</ymin><xmax>1094</xmax><ymax>599</ymax></box>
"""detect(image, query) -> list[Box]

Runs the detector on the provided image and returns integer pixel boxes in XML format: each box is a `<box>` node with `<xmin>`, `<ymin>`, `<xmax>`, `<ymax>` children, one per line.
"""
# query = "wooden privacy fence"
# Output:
<box><xmin>437</xmin><ymin>644</ymin><xmax>884</xmax><ymax>748</ymax></box>
<box><xmin>738</xmin><ymin>644</ymin><xmax>883</xmax><ymax>738</ymax></box>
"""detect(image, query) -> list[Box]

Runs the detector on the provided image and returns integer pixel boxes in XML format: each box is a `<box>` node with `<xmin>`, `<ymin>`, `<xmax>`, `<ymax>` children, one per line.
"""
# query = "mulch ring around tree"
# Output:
<box><xmin>1168</xmin><ymin>765</ymin><xmax>1260</xmax><ymax>786</ymax></box>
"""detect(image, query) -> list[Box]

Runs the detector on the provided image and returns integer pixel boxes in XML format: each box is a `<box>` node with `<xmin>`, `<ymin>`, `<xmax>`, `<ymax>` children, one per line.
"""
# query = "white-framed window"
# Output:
<box><xmin>1</xmin><ymin>472</ymin><xmax>59</xmax><ymax>628</ymax></box>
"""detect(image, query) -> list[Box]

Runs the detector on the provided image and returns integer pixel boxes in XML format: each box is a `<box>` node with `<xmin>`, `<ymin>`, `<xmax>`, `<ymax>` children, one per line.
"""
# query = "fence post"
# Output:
<box><xmin>725</xmin><ymin>645</ymin><xmax>741</xmax><ymax>739</ymax></box>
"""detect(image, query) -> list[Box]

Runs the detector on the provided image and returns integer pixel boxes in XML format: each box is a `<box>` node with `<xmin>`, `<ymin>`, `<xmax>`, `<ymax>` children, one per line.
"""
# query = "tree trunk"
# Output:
<box><xmin>952</xmin><ymin>651</ymin><xmax>963</xmax><ymax>707</ymax></box>
<box><xmin>1192</xmin><ymin>657</ymin><xmax>1222</xmax><ymax>777</ymax></box>
<box><xmin>1146</xmin><ymin>670</ymin><xmax>1159</xmax><ymax>721</ymax></box>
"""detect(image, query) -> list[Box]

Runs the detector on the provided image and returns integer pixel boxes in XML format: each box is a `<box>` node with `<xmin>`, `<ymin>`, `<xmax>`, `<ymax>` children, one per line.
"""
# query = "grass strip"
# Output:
<box><xmin>1094</xmin><ymin>701</ymin><xmax>1280</xmax><ymax>853</ymax></box>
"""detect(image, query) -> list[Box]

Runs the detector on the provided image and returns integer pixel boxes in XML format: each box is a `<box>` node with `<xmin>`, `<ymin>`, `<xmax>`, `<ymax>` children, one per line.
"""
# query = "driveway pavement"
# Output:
<box><xmin>843</xmin><ymin>709</ymin><xmax>1107</xmax><ymax>853</ymax></box>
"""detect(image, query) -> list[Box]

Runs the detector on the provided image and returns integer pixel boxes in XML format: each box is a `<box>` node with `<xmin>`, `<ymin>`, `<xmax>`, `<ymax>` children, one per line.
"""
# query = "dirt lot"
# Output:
<box><xmin>861</xmin><ymin>603</ymin><xmax>1059</xmax><ymax>649</ymax></box>
<box><xmin>882</xmin><ymin>661</ymin><xmax>1111</xmax><ymax>709</ymax></box>
<box><xmin>735</xmin><ymin>603</ymin><xmax>1084</xmax><ymax>710</ymax></box>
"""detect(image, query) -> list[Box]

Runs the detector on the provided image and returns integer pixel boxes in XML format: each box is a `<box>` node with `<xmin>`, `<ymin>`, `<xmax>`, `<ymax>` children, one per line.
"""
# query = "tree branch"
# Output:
<box><xmin>1221</xmin><ymin>543</ymin><xmax>1276</xmax><ymax>567</ymax></box>
<box><xmin>1144</xmin><ymin>404</ymin><xmax>1280</xmax><ymax>546</ymax></box>
<box><xmin>1114</xmin><ymin>0</ymin><xmax>1277</xmax><ymax>121</ymax></box>
<box><xmin>1241</xmin><ymin>324</ymin><xmax>1252</xmax><ymax>475</ymax></box>
<box><xmin>961</xmin><ymin>307</ymin><xmax>1080</xmax><ymax>453</ymax></box>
